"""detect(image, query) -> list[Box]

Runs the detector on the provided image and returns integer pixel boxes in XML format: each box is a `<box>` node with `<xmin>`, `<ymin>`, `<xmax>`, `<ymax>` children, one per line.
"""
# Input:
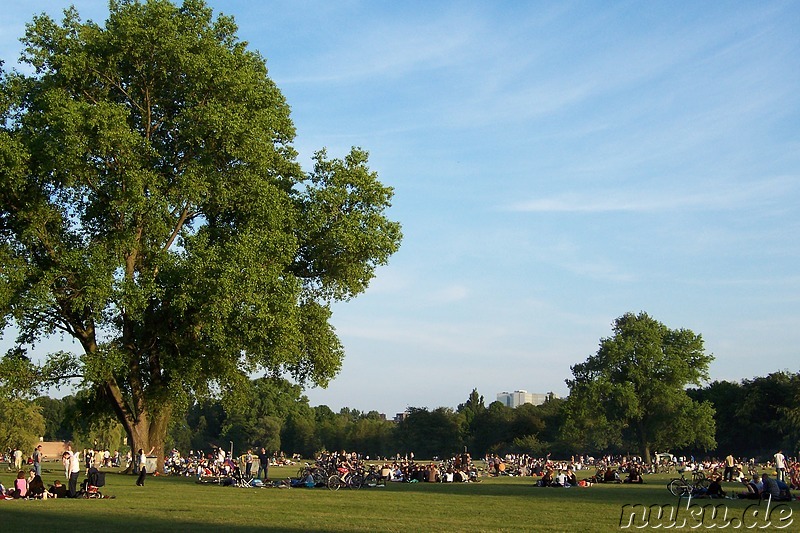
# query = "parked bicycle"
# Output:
<box><xmin>327</xmin><ymin>469</ymin><xmax>364</xmax><ymax>491</ymax></box>
<box><xmin>657</xmin><ymin>462</ymin><xmax>675</xmax><ymax>474</ymax></box>
<box><xmin>667</xmin><ymin>470</ymin><xmax>709</xmax><ymax>496</ymax></box>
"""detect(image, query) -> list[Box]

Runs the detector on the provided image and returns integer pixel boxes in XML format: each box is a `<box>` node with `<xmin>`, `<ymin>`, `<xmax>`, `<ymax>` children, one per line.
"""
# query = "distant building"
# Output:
<box><xmin>496</xmin><ymin>390</ymin><xmax>555</xmax><ymax>408</ymax></box>
<box><xmin>393</xmin><ymin>412</ymin><xmax>409</xmax><ymax>423</ymax></box>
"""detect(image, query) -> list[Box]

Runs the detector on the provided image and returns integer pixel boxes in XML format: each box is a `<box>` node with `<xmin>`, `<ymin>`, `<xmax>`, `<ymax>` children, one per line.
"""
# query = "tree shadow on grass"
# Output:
<box><xmin>0</xmin><ymin>504</ymin><xmax>315</xmax><ymax>532</ymax></box>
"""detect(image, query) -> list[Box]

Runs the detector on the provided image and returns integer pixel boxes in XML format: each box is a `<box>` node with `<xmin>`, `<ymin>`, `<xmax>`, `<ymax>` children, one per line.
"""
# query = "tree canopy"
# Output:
<box><xmin>563</xmin><ymin>312</ymin><xmax>716</xmax><ymax>462</ymax></box>
<box><xmin>0</xmin><ymin>0</ymin><xmax>401</xmax><ymax>466</ymax></box>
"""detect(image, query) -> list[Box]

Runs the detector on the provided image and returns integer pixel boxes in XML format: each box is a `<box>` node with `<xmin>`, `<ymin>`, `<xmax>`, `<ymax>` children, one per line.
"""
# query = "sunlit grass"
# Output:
<box><xmin>1</xmin><ymin>466</ymin><xmax>794</xmax><ymax>531</ymax></box>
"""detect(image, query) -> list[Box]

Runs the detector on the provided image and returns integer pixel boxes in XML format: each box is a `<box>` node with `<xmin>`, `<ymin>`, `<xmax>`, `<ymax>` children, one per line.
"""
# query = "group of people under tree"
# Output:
<box><xmin>0</xmin><ymin>443</ymin><xmax>81</xmax><ymax>499</ymax></box>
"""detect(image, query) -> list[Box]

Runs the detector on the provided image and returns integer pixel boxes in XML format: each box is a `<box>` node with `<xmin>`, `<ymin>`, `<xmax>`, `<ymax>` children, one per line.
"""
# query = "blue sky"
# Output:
<box><xmin>2</xmin><ymin>1</ymin><xmax>799</xmax><ymax>416</ymax></box>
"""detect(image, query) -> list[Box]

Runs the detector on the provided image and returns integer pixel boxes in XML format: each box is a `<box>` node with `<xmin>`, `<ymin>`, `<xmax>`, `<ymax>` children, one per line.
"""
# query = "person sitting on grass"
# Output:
<box><xmin>692</xmin><ymin>474</ymin><xmax>726</xmax><ymax>498</ymax></box>
<box><xmin>291</xmin><ymin>471</ymin><xmax>315</xmax><ymax>488</ymax></box>
<box><xmin>760</xmin><ymin>473</ymin><xmax>782</xmax><ymax>500</ymax></box>
<box><xmin>624</xmin><ymin>466</ymin><xmax>644</xmax><ymax>484</ymax></box>
<box><xmin>48</xmin><ymin>480</ymin><xmax>68</xmax><ymax>499</ymax></box>
<box><xmin>13</xmin><ymin>470</ymin><xmax>28</xmax><ymax>499</ymax></box>
<box><xmin>737</xmin><ymin>474</ymin><xmax>762</xmax><ymax>499</ymax></box>
<box><xmin>760</xmin><ymin>472</ymin><xmax>793</xmax><ymax>501</ymax></box>
<box><xmin>565</xmin><ymin>468</ymin><xmax>577</xmax><ymax>487</ymax></box>
<box><xmin>586</xmin><ymin>467</ymin><xmax>605</xmax><ymax>484</ymax></box>
<box><xmin>603</xmin><ymin>468</ymin><xmax>621</xmax><ymax>483</ymax></box>
<box><xmin>776</xmin><ymin>477</ymin><xmax>793</xmax><ymax>501</ymax></box>
<box><xmin>27</xmin><ymin>473</ymin><xmax>47</xmax><ymax>499</ymax></box>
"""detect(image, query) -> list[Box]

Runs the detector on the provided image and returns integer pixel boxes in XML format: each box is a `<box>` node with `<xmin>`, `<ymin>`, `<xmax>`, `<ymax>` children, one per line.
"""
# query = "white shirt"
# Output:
<box><xmin>64</xmin><ymin>451</ymin><xmax>80</xmax><ymax>476</ymax></box>
<box><xmin>775</xmin><ymin>452</ymin><xmax>785</xmax><ymax>469</ymax></box>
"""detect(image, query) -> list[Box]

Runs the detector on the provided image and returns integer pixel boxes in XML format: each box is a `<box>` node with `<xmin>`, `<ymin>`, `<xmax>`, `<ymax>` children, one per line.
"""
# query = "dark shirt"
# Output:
<box><xmin>29</xmin><ymin>476</ymin><xmax>46</xmax><ymax>496</ymax></box>
<box><xmin>707</xmin><ymin>480</ymin><xmax>725</xmax><ymax>496</ymax></box>
<box><xmin>257</xmin><ymin>452</ymin><xmax>269</xmax><ymax>474</ymax></box>
<box><xmin>762</xmin><ymin>476</ymin><xmax>780</xmax><ymax>498</ymax></box>
<box><xmin>49</xmin><ymin>484</ymin><xmax>68</xmax><ymax>498</ymax></box>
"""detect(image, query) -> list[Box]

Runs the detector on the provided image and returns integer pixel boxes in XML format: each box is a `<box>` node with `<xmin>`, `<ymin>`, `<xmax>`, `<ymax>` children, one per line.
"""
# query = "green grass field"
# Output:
<box><xmin>1</xmin><ymin>466</ymin><xmax>795</xmax><ymax>531</ymax></box>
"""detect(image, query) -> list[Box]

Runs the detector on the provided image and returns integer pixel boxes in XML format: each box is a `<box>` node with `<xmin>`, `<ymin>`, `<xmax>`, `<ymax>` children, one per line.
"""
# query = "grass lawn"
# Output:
<box><xmin>1</xmin><ymin>466</ymin><xmax>795</xmax><ymax>531</ymax></box>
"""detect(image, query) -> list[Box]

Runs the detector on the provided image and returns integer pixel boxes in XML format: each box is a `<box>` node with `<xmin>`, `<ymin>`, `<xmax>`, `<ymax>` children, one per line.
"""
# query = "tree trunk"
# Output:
<box><xmin>637</xmin><ymin>421</ymin><xmax>652</xmax><ymax>465</ymax></box>
<box><xmin>104</xmin><ymin>380</ymin><xmax>170</xmax><ymax>473</ymax></box>
<box><xmin>642</xmin><ymin>442</ymin><xmax>652</xmax><ymax>465</ymax></box>
<box><xmin>125</xmin><ymin>408</ymin><xmax>170</xmax><ymax>474</ymax></box>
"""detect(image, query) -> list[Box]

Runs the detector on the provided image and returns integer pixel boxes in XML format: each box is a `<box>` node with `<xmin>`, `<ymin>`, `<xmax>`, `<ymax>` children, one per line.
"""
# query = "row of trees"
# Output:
<box><xmin>16</xmin><ymin>368</ymin><xmax>798</xmax><ymax>462</ymax></box>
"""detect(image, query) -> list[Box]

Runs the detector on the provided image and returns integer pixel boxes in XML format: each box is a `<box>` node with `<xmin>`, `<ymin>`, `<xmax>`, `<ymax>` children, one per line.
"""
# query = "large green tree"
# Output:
<box><xmin>564</xmin><ymin>312</ymin><xmax>716</xmax><ymax>463</ymax></box>
<box><xmin>0</xmin><ymin>0</ymin><xmax>401</xmax><ymax>468</ymax></box>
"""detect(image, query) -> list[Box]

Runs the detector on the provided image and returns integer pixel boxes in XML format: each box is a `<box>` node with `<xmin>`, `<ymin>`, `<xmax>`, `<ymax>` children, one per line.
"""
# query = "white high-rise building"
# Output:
<box><xmin>496</xmin><ymin>390</ymin><xmax>552</xmax><ymax>408</ymax></box>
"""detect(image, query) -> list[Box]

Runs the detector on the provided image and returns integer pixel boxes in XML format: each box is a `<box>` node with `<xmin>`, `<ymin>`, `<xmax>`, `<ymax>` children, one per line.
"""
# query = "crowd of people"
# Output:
<box><xmin>3</xmin><ymin>441</ymin><xmax>798</xmax><ymax>500</ymax></box>
<box><xmin>290</xmin><ymin>450</ymin><xmax>479</xmax><ymax>487</ymax></box>
<box><xmin>162</xmin><ymin>448</ymin><xmax>299</xmax><ymax>480</ymax></box>
<box><xmin>472</xmin><ymin>450</ymin><xmax>800</xmax><ymax>497</ymax></box>
<box><xmin>380</xmin><ymin>453</ymin><xmax>478</xmax><ymax>483</ymax></box>
<box><xmin>3</xmin><ymin>446</ymin><xmax>124</xmax><ymax>473</ymax></box>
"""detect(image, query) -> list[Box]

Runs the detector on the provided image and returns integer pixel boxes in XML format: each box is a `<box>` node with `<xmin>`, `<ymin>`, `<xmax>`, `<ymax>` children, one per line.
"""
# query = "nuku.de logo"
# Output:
<box><xmin>619</xmin><ymin>494</ymin><xmax>793</xmax><ymax>529</ymax></box>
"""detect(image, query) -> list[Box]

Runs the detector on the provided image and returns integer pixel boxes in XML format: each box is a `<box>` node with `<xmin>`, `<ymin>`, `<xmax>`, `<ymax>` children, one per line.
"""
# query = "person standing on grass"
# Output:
<box><xmin>245</xmin><ymin>449</ymin><xmax>254</xmax><ymax>478</ymax></box>
<box><xmin>773</xmin><ymin>450</ymin><xmax>786</xmax><ymax>481</ymax></box>
<box><xmin>62</xmin><ymin>445</ymin><xmax>81</xmax><ymax>498</ymax></box>
<box><xmin>32</xmin><ymin>445</ymin><xmax>43</xmax><ymax>476</ymax></box>
<box><xmin>723</xmin><ymin>453</ymin><xmax>735</xmax><ymax>482</ymax></box>
<box><xmin>136</xmin><ymin>446</ymin><xmax>156</xmax><ymax>486</ymax></box>
<box><xmin>13</xmin><ymin>447</ymin><xmax>23</xmax><ymax>471</ymax></box>
<box><xmin>257</xmin><ymin>447</ymin><xmax>269</xmax><ymax>481</ymax></box>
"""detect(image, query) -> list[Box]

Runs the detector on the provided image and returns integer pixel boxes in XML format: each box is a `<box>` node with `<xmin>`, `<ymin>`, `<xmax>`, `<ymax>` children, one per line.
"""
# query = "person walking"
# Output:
<box><xmin>136</xmin><ymin>446</ymin><xmax>156</xmax><ymax>486</ymax></box>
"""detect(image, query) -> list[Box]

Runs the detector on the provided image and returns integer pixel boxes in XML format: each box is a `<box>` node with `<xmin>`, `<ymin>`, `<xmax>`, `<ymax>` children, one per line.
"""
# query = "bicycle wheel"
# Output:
<box><xmin>694</xmin><ymin>477</ymin><xmax>710</xmax><ymax>491</ymax></box>
<box><xmin>363</xmin><ymin>472</ymin><xmax>380</xmax><ymax>488</ymax></box>
<box><xmin>327</xmin><ymin>474</ymin><xmax>342</xmax><ymax>491</ymax></box>
<box><xmin>348</xmin><ymin>473</ymin><xmax>364</xmax><ymax>489</ymax></box>
<box><xmin>668</xmin><ymin>479</ymin><xmax>690</xmax><ymax>497</ymax></box>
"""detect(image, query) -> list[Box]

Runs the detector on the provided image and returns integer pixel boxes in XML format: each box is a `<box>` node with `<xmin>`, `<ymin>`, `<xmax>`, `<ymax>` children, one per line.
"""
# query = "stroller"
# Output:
<box><xmin>80</xmin><ymin>466</ymin><xmax>106</xmax><ymax>498</ymax></box>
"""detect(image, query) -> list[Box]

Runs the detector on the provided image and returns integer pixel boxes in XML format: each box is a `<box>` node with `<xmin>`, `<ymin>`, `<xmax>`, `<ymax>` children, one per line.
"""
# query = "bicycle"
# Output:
<box><xmin>667</xmin><ymin>470</ymin><xmax>709</xmax><ymax>497</ymax></box>
<box><xmin>327</xmin><ymin>469</ymin><xmax>364</xmax><ymax>491</ymax></box>
<box><xmin>657</xmin><ymin>462</ymin><xmax>675</xmax><ymax>474</ymax></box>
<box><xmin>361</xmin><ymin>464</ymin><xmax>383</xmax><ymax>488</ymax></box>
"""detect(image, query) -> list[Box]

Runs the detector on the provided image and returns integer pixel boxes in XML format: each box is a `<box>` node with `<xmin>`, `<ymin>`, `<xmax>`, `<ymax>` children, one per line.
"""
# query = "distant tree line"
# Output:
<box><xmin>8</xmin><ymin>312</ymin><xmax>798</xmax><ymax>462</ymax></box>
<box><xmin>22</xmin><ymin>370</ymin><xmax>799</xmax><ymax>462</ymax></box>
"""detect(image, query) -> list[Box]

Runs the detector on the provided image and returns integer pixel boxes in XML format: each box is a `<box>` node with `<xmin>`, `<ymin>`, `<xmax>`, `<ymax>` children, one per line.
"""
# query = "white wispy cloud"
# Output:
<box><xmin>505</xmin><ymin>175</ymin><xmax>798</xmax><ymax>214</ymax></box>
